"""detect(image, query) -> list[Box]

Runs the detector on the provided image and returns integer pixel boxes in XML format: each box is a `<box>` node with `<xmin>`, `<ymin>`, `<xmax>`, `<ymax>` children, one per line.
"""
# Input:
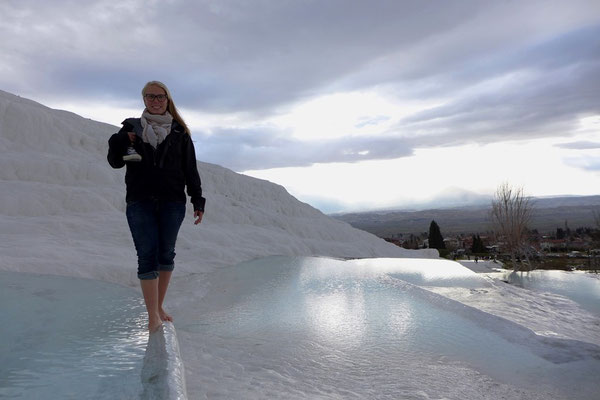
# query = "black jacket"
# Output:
<box><xmin>107</xmin><ymin>118</ymin><xmax>206</xmax><ymax>212</ymax></box>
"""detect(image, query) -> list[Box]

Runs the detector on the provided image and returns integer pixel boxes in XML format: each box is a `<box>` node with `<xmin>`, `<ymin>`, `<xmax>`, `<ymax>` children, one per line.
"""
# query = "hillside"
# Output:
<box><xmin>0</xmin><ymin>90</ymin><xmax>435</xmax><ymax>286</ymax></box>
<box><xmin>334</xmin><ymin>196</ymin><xmax>600</xmax><ymax>237</ymax></box>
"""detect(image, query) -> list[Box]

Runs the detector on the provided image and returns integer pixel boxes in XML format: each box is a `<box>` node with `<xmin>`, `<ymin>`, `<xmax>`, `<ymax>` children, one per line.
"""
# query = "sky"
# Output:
<box><xmin>1</xmin><ymin>0</ymin><xmax>599</xmax><ymax>213</ymax></box>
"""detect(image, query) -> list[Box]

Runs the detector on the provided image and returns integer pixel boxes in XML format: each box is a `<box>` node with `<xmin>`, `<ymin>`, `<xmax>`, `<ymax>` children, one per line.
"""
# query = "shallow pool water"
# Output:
<box><xmin>0</xmin><ymin>271</ymin><xmax>148</xmax><ymax>399</ymax></box>
<box><xmin>492</xmin><ymin>270</ymin><xmax>600</xmax><ymax>316</ymax></box>
<box><xmin>180</xmin><ymin>256</ymin><xmax>600</xmax><ymax>399</ymax></box>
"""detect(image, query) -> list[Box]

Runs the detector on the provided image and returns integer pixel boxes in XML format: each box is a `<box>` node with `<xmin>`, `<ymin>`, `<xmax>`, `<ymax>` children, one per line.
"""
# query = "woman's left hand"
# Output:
<box><xmin>194</xmin><ymin>210</ymin><xmax>204</xmax><ymax>225</ymax></box>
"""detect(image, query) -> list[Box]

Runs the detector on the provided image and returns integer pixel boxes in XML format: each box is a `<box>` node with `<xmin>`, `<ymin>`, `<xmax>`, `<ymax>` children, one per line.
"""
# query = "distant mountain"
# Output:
<box><xmin>401</xmin><ymin>187</ymin><xmax>493</xmax><ymax>211</ymax></box>
<box><xmin>333</xmin><ymin>196</ymin><xmax>600</xmax><ymax>237</ymax></box>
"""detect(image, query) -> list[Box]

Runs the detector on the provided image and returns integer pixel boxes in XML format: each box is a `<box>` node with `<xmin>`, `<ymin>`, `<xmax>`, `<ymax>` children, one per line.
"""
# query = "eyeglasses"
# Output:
<box><xmin>144</xmin><ymin>94</ymin><xmax>168</xmax><ymax>102</ymax></box>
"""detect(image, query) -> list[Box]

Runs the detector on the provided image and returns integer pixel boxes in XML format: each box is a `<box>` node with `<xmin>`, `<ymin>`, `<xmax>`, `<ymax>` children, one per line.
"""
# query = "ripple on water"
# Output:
<box><xmin>0</xmin><ymin>271</ymin><xmax>149</xmax><ymax>399</ymax></box>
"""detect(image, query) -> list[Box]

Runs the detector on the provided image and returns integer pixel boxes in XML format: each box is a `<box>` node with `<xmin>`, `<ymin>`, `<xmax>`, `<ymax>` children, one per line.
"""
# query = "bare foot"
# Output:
<box><xmin>149</xmin><ymin>321</ymin><xmax>163</xmax><ymax>333</ymax></box>
<box><xmin>149</xmin><ymin>313</ymin><xmax>163</xmax><ymax>333</ymax></box>
<box><xmin>159</xmin><ymin>308</ymin><xmax>173</xmax><ymax>322</ymax></box>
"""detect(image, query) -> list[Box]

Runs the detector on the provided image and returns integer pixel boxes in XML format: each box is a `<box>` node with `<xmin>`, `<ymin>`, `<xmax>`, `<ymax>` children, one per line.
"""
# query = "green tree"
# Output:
<box><xmin>428</xmin><ymin>220</ymin><xmax>445</xmax><ymax>250</ymax></box>
<box><xmin>471</xmin><ymin>235</ymin><xmax>486</xmax><ymax>253</ymax></box>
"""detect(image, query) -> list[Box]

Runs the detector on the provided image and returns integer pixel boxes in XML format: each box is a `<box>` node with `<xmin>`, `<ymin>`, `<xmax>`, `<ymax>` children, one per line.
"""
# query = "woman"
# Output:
<box><xmin>107</xmin><ymin>81</ymin><xmax>205</xmax><ymax>332</ymax></box>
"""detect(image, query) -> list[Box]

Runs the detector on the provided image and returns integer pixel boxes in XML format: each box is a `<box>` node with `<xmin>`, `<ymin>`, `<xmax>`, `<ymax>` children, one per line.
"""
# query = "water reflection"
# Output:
<box><xmin>304</xmin><ymin>289</ymin><xmax>367</xmax><ymax>346</ymax></box>
<box><xmin>140</xmin><ymin>322</ymin><xmax>188</xmax><ymax>400</ymax></box>
<box><xmin>496</xmin><ymin>270</ymin><xmax>600</xmax><ymax>316</ymax></box>
<box><xmin>350</xmin><ymin>257</ymin><xmax>489</xmax><ymax>288</ymax></box>
<box><xmin>298</xmin><ymin>261</ymin><xmax>416</xmax><ymax>346</ymax></box>
<box><xmin>181</xmin><ymin>256</ymin><xmax>600</xmax><ymax>399</ymax></box>
<box><xmin>0</xmin><ymin>271</ymin><xmax>147</xmax><ymax>399</ymax></box>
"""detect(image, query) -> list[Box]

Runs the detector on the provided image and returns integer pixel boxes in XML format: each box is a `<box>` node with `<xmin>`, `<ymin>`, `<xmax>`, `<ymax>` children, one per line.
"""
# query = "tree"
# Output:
<box><xmin>490</xmin><ymin>183</ymin><xmax>534</xmax><ymax>271</ymax></box>
<box><xmin>593</xmin><ymin>209</ymin><xmax>600</xmax><ymax>230</ymax></box>
<box><xmin>592</xmin><ymin>209</ymin><xmax>600</xmax><ymax>245</ymax></box>
<box><xmin>471</xmin><ymin>235</ymin><xmax>486</xmax><ymax>254</ymax></box>
<box><xmin>428</xmin><ymin>220</ymin><xmax>445</xmax><ymax>250</ymax></box>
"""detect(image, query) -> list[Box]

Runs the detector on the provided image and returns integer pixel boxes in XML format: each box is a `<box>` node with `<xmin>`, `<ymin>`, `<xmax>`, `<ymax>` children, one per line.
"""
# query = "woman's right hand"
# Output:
<box><xmin>194</xmin><ymin>210</ymin><xmax>204</xmax><ymax>225</ymax></box>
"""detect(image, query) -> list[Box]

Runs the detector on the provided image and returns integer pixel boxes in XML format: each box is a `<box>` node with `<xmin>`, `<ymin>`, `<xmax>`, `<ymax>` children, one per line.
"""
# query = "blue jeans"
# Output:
<box><xmin>126</xmin><ymin>199</ymin><xmax>186</xmax><ymax>280</ymax></box>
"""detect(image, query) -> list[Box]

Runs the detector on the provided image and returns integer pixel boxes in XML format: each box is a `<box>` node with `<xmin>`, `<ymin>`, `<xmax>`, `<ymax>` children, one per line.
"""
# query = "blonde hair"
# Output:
<box><xmin>142</xmin><ymin>81</ymin><xmax>190</xmax><ymax>134</ymax></box>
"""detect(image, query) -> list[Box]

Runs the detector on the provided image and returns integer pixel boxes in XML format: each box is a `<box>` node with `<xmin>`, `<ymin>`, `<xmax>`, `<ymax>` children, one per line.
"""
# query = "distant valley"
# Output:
<box><xmin>332</xmin><ymin>195</ymin><xmax>600</xmax><ymax>237</ymax></box>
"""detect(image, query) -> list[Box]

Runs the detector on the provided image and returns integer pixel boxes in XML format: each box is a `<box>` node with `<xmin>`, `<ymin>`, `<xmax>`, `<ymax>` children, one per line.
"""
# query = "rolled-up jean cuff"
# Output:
<box><xmin>159</xmin><ymin>263</ymin><xmax>175</xmax><ymax>272</ymax></box>
<box><xmin>138</xmin><ymin>271</ymin><xmax>160</xmax><ymax>280</ymax></box>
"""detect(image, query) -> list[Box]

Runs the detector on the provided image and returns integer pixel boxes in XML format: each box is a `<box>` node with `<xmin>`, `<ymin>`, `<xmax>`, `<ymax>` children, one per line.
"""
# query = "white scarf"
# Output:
<box><xmin>141</xmin><ymin>110</ymin><xmax>173</xmax><ymax>148</ymax></box>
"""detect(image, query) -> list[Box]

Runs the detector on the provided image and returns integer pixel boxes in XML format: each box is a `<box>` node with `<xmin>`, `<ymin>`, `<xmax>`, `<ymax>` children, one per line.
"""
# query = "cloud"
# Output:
<box><xmin>2</xmin><ymin>1</ymin><xmax>598</xmax><ymax>110</ymax></box>
<box><xmin>355</xmin><ymin>115</ymin><xmax>391</xmax><ymax>129</ymax></box>
<box><xmin>2</xmin><ymin>0</ymin><xmax>600</xmax><ymax>171</ymax></box>
<box><xmin>204</xmin><ymin>19</ymin><xmax>600</xmax><ymax>170</ymax></box>
<box><xmin>564</xmin><ymin>156</ymin><xmax>600</xmax><ymax>171</ymax></box>
<box><xmin>390</xmin><ymin>32</ymin><xmax>600</xmax><ymax>146</ymax></box>
<box><xmin>556</xmin><ymin>141</ymin><xmax>600</xmax><ymax>150</ymax></box>
<box><xmin>193</xmin><ymin>21</ymin><xmax>600</xmax><ymax>171</ymax></box>
<box><xmin>193</xmin><ymin>128</ymin><xmax>415</xmax><ymax>171</ymax></box>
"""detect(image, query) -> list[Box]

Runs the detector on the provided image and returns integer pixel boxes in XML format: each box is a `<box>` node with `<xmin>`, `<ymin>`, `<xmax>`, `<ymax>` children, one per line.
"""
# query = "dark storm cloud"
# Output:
<box><xmin>1</xmin><ymin>0</ymin><xmax>599</xmax><ymax>170</ymax></box>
